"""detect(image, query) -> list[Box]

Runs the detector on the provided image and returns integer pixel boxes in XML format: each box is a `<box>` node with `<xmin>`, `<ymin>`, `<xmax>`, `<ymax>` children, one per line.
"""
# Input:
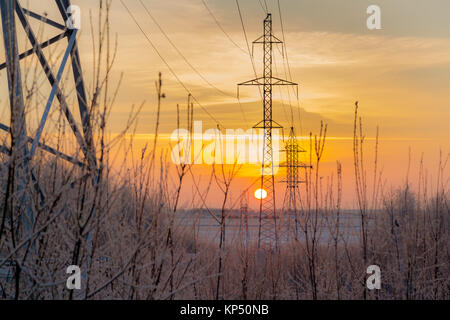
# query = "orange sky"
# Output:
<box><xmin>0</xmin><ymin>0</ymin><xmax>449</xmax><ymax>208</ymax></box>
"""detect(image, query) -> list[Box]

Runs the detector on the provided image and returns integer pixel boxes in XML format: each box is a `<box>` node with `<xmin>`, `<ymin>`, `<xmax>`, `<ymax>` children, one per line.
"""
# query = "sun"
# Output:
<box><xmin>254</xmin><ymin>188</ymin><xmax>268</xmax><ymax>200</ymax></box>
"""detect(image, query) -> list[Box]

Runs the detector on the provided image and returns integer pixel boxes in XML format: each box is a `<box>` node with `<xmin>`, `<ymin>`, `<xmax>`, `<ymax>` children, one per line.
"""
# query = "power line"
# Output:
<box><xmin>138</xmin><ymin>0</ymin><xmax>248</xmax><ymax>127</ymax></box>
<box><xmin>262</xmin><ymin>0</ymin><xmax>269</xmax><ymax>13</ymax></box>
<box><xmin>201</xmin><ymin>0</ymin><xmax>247</xmax><ymax>54</ymax></box>
<box><xmin>273</xmin><ymin>56</ymin><xmax>291</xmax><ymax>126</ymax></box>
<box><xmin>257</xmin><ymin>0</ymin><xmax>268</xmax><ymax>14</ymax></box>
<box><xmin>139</xmin><ymin>0</ymin><xmax>231</xmax><ymax>98</ymax></box>
<box><xmin>235</xmin><ymin>0</ymin><xmax>263</xmax><ymax>101</ymax></box>
<box><xmin>277</xmin><ymin>0</ymin><xmax>303</xmax><ymax>141</ymax></box>
<box><xmin>201</xmin><ymin>0</ymin><xmax>272</xmax><ymax>124</ymax></box>
<box><xmin>277</xmin><ymin>0</ymin><xmax>293</xmax><ymax>82</ymax></box>
<box><xmin>119</xmin><ymin>0</ymin><xmax>224</xmax><ymax>129</ymax></box>
<box><xmin>275</xmin><ymin>0</ymin><xmax>294</xmax><ymax>128</ymax></box>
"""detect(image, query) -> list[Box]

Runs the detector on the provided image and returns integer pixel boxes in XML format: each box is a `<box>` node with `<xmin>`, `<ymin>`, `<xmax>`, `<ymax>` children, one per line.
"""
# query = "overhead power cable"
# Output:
<box><xmin>119</xmin><ymin>0</ymin><xmax>224</xmax><ymax>129</ymax></box>
<box><xmin>201</xmin><ymin>0</ymin><xmax>247</xmax><ymax>55</ymax></box>
<box><xmin>235</xmin><ymin>0</ymin><xmax>263</xmax><ymax>101</ymax></box>
<box><xmin>258</xmin><ymin>0</ymin><xmax>268</xmax><ymax>14</ymax></box>
<box><xmin>277</xmin><ymin>0</ymin><xmax>303</xmax><ymax>139</ymax></box>
<box><xmin>138</xmin><ymin>0</ymin><xmax>249</xmax><ymax>127</ymax></box>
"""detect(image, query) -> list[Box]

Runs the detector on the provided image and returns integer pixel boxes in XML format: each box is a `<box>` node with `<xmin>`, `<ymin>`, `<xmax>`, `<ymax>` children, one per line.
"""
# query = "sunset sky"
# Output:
<box><xmin>1</xmin><ymin>0</ymin><xmax>449</xmax><ymax>208</ymax></box>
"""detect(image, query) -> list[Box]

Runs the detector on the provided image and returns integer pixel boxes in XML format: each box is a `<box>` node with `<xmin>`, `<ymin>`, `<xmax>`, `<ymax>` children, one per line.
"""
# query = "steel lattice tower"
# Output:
<box><xmin>238</xmin><ymin>14</ymin><xmax>297</xmax><ymax>248</ymax></box>
<box><xmin>280</xmin><ymin>127</ymin><xmax>309</xmax><ymax>240</ymax></box>
<box><xmin>239</xmin><ymin>195</ymin><xmax>249</xmax><ymax>247</ymax></box>
<box><xmin>0</xmin><ymin>0</ymin><xmax>97</xmax><ymax>233</ymax></box>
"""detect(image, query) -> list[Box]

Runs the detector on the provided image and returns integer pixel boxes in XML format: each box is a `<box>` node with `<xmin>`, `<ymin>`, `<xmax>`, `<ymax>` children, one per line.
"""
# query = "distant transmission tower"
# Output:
<box><xmin>239</xmin><ymin>195</ymin><xmax>249</xmax><ymax>247</ymax></box>
<box><xmin>280</xmin><ymin>127</ymin><xmax>309</xmax><ymax>240</ymax></box>
<box><xmin>238</xmin><ymin>13</ymin><xmax>298</xmax><ymax>249</ymax></box>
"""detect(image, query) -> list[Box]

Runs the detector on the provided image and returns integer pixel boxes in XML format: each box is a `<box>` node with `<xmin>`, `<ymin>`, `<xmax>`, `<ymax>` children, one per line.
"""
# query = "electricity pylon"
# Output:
<box><xmin>239</xmin><ymin>195</ymin><xmax>249</xmax><ymax>247</ymax></box>
<box><xmin>280</xmin><ymin>127</ymin><xmax>310</xmax><ymax>240</ymax></box>
<box><xmin>0</xmin><ymin>0</ymin><xmax>96</xmax><ymax>238</ymax></box>
<box><xmin>238</xmin><ymin>13</ymin><xmax>298</xmax><ymax>249</ymax></box>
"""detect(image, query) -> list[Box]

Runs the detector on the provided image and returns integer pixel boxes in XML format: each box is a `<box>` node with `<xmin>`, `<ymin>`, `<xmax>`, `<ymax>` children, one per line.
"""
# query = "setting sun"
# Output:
<box><xmin>254</xmin><ymin>188</ymin><xmax>268</xmax><ymax>200</ymax></box>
